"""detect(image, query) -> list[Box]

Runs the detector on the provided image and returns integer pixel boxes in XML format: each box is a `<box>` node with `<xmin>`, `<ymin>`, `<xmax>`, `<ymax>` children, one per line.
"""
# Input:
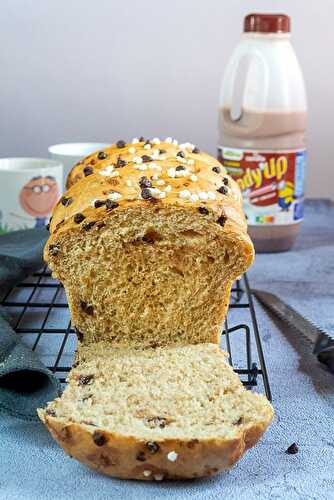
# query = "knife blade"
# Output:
<box><xmin>252</xmin><ymin>289</ymin><xmax>334</xmax><ymax>374</ymax></box>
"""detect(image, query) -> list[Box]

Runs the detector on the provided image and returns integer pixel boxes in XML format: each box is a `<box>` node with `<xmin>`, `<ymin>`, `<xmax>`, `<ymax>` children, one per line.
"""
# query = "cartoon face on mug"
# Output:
<box><xmin>19</xmin><ymin>176</ymin><xmax>60</xmax><ymax>228</ymax></box>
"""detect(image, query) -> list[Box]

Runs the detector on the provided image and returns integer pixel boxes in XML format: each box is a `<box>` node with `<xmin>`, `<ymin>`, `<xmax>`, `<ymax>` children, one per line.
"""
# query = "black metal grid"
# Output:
<box><xmin>1</xmin><ymin>267</ymin><xmax>271</xmax><ymax>401</ymax></box>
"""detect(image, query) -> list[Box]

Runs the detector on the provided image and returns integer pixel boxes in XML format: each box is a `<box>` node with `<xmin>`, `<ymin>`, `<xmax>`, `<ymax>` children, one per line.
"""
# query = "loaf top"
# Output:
<box><xmin>66</xmin><ymin>138</ymin><xmax>240</xmax><ymax>191</ymax></box>
<box><xmin>48</xmin><ymin>137</ymin><xmax>249</xmax><ymax>242</ymax></box>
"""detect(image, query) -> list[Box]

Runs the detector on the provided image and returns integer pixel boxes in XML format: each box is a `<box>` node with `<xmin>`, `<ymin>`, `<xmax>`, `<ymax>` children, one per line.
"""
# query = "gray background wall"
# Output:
<box><xmin>1</xmin><ymin>0</ymin><xmax>333</xmax><ymax>199</ymax></box>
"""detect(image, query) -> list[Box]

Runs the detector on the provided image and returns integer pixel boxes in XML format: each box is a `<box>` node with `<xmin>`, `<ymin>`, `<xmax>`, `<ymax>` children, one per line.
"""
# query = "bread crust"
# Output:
<box><xmin>38</xmin><ymin>410</ymin><xmax>273</xmax><ymax>480</ymax></box>
<box><xmin>45</xmin><ymin>141</ymin><xmax>254</xmax><ymax>276</ymax></box>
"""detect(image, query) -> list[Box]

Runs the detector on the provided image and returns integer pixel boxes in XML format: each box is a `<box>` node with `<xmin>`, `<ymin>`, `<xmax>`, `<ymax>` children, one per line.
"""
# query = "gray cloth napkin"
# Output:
<box><xmin>0</xmin><ymin>228</ymin><xmax>61</xmax><ymax>421</ymax></box>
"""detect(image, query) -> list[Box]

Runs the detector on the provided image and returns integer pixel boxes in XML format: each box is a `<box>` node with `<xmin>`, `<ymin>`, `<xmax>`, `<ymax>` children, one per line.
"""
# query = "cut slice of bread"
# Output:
<box><xmin>38</xmin><ymin>344</ymin><xmax>273</xmax><ymax>480</ymax></box>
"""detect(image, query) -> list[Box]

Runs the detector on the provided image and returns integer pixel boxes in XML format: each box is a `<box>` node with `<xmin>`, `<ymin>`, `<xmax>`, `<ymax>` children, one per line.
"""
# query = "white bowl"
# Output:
<box><xmin>48</xmin><ymin>142</ymin><xmax>110</xmax><ymax>183</ymax></box>
<box><xmin>0</xmin><ymin>158</ymin><xmax>63</xmax><ymax>233</ymax></box>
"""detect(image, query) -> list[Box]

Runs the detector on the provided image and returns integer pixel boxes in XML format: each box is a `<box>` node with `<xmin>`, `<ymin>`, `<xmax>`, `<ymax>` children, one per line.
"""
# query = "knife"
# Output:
<box><xmin>252</xmin><ymin>289</ymin><xmax>334</xmax><ymax>374</ymax></box>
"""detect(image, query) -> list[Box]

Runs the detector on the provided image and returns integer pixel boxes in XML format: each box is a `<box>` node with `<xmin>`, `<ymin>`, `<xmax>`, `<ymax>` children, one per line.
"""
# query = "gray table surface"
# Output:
<box><xmin>1</xmin><ymin>200</ymin><xmax>334</xmax><ymax>500</ymax></box>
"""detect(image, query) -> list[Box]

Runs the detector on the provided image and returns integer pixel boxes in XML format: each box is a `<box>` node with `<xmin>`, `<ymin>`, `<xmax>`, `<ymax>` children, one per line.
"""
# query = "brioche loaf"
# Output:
<box><xmin>38</xmin><ymin>344</ymin><xmax>273</xmax><ymax>480</ymax></box>
<box><xmin>45</xmin><ymin>138</ymin><xmax>254</xmax><ymax>347</ymax></box>
<box><xmin>38</xmin><ymin>137</ymin><xmax>271</xmax><ymax>481</ymax></box>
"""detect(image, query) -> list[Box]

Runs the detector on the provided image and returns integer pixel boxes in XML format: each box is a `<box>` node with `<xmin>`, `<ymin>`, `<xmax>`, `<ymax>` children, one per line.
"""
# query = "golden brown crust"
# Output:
<box><xmin>38</xmin><ymin>410</ymin><xmax>273</xmax><ymax>480</ymax></box>
<box><xmin>45</xmin><ymin>140</ymin><xmax>252</xmax><ymax>261</ymax></box>
<box><xmin>66</xmin><ymin>139</ymin><xmax>240</xmax><ymax>192</ymax></box>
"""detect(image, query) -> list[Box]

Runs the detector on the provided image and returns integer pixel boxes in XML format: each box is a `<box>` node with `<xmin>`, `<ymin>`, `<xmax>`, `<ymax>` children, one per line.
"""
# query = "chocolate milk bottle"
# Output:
<box><xmin>218</xmin><ymin>13</ymin><xmax>307</xmax><ymax>252</ymax></box>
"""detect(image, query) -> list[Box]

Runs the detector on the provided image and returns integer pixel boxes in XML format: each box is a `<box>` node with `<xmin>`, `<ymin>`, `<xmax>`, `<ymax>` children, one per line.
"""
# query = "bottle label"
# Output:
<box><xmin>218</xmin><ymin>147</ymin><xmax>306</xmax><ymax>225</ymax></box>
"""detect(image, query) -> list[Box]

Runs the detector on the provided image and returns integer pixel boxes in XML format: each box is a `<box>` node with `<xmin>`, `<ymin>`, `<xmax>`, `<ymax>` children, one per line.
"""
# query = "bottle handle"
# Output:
<box><xmin>221</xmin><ymin>47</ymin><xmax>269</xmax><ymax>135</ymax></box>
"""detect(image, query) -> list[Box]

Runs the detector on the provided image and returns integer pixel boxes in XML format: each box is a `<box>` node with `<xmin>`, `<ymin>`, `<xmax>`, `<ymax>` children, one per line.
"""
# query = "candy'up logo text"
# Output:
<box><xmin>237</xmin><ymin>156</ymin><xmax>288</xmax><ymax>191</ymax></box>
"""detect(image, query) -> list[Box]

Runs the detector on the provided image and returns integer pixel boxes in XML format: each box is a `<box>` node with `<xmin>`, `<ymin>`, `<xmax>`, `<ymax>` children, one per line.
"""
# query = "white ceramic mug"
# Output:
<box><xmin>0</xmin><ymin>158</ymin><xmax>63</xmax><ymax>233</ymax></box>
<box><xmin>48</xmin><ymin>142</ymin><xmax>110</xmax><ymax>185</ymax></box>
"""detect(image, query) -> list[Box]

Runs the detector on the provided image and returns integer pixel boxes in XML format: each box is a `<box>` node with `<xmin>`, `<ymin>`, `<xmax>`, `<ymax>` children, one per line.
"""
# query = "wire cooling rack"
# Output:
<box><xmin>0</xmin><ymin>267</ymin><xmax>272</xmax><ymax>401</ymax></box>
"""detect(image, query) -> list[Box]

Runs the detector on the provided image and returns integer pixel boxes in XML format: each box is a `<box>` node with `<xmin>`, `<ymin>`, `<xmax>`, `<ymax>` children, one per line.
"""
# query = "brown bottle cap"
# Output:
<box><xmin>244</xmin><ymin>13</ymin><xmax>290</xmax><ymax>34</ymax></box>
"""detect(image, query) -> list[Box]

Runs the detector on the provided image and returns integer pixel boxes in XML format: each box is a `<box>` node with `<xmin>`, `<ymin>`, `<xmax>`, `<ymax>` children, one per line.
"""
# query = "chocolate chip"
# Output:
<box><xmin>93</xmin><ymin>431</ymin><xmax>107</xmax><ymax>447</ymax></box>
<box><xmin>74</xmin><ymin>213</ymin><xmax>86</xmax><ymax>224</ymax></box>
<box><xmin>105</xmin><ymin>199</ymin><xmax>119</xmax><ymax>210</ymax></box>
<box><xmin>83</xmin><ymin>166</ymin><xmax>94</xmax><ymax>177</ymax></box>
<box><xmin>148</xmin><ymin>197</ymin><xmax>158</xmax><ymax>204</ymax></box>
<box><xmin>139</xmin><ymin>136</ymin><xmax>145</xmax><ymax>142</ymax></box>
<box><xmin>141</xmin><ymin>188</ymin><xmax>153</xmax><ymax>200</ymax></box>
<box><xmin>94</xmin><ymin>199</ymin><xmax>106</xmax><ymax>208</ymax></box>
<box><xmin>141</xmin><ymin>155</ymin><xmax>152</xmax><ymax>163</ymax></box>
<box><xmin>217</xmin><ymin>185</ymin><xmax>228</xmax><ymax>195</ymax></box>
<box><xmin>145</xmin><ymin>441</ymin><xmax>160</xmax><ymax>454</ymax></box>
<box><xmin>46</xmin><ymin>223</ymin><xmax>50</xmax><ymax>231</ymax></box>
<box><xmin>176</xmin><ymin>165</ymin><xmax>185</xmax><ymax>171</ymax></box>
<box><xmin>217</xmin><ymin>215</ymin><xmax>227</xmax><ymax>227</ymax></box>
<box><xmin>212</xmin><ymin>166</ymin><xmax>221</xmax><ymax>174</ymax></box>
<box><xmin>286</xmin><ymin>442</ymin><xmax>299</xmax><ymax>454</ymax></box>
<box><xmin>58</xmin><ymin>427</ymin><xmax>71</xmax><ymax>442</ymax></box>
<box><xmin>136</xmin><ymin>451</ymin><xmax>146</xmax><ymax>461</ymax></box>
<box><xmin>159</xmin><ymin>149</ymin><xmax>166</xmax><ymax>154</ymax></box>
<box><xmin>144</xmin><ymin>140</ymin><xmax>151</xmax><ymax>147</ymax></box>
<box><xmin>198</xmin><ymin>206</ymin><xmax>209</xmax><ymax>215</ymax></box>
<box><xmin>116</xmin><ymin>140</ymin><xmax>126</xmax><ymax>148</ymax></box>
<box><xmin>78</xmin><ymin>374</ymin><xmax>94</xmax><ymax>386</ymax></box>
<box><xmin>97</xmin><ymin>151</ymin><xmax>108</xmax><ymax>160</ymax></box>
<box><xmin>99</xmin><ymin>454</ymin><xmax>114</xmax><ymax>467</ymax></box>
<box><xmin>139</xmin><ymin>176</ymin><xmax>152</xmax><ymax>189</ymax></box>
<box><xmin>82</xmin><ymin>395</ymin><xmax>93</xmax><ymax>402</ymax></box>
<box><xmin>223</xmin><ymin>177</ymin><xmax>229</xmax><ymax>186</ymax></box>
<box><xmin>49</xmin><ymin>244</ymin><xmax>60</xmax><ymax>256</ymax></box>
<box><xmin>82</xmin><ymin>221</ymin><xmax>96</xmax><ymax>231</ymax></box>
<box><xmin>234</xmin><ymin>417</ymin><xmax>243</xmax><ymax>425</ymax></box>
<box><xmin>115</xmin><ymin>156</ymin><xmax>127</xmax><ymax>168</ymax></box>
<box><xmin>61</xmin><ymin>196</ymin><xmax>73</xmax><ymax>207</ymax></box>
<box><xmin>192</xmin><ymin>146</ymin><xmax>200</xmax><ymax>154</ymax></box>
<box><xmin>80</xmin><ymin>300</ymin><xmax>94</xmax><ymax>315</ymax></box>
<box><xmin>74</xmin><ymin>328</ymin><xmax>84</xmax><ymax>342</ymax></box>
<box><xmin>186</xmin><ymin>439</ymin><xmax>199</xmax><ymax>449</ymax></box>
<box><xmin>46</xmin><ymin>408</ymin><xmax>56</xmax><ymax>417</ymax></box>
<box><xmin>146</xmin><ymin>417</ymin><xmax>167</xmax><ymax>429</ymax></box>
<box><xmin>176</xmin><ymin>151</ymin><xmax>185</xmax><ymax>158</ymax></box>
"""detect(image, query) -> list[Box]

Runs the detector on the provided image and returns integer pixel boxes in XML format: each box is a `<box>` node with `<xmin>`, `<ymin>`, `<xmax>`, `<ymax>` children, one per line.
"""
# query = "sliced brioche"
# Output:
<box><xmin>38</xmin><ymin>344</ymin><xmax>273</xmax><ymax>480</ymax></box>
<box><xmin>45</xmin><ymin>140</ymin><xmax>254</xmax><ymax>347</ymax></box>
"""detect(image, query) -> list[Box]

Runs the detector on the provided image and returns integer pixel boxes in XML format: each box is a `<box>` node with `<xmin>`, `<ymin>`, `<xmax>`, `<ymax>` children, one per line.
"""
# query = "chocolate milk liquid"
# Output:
<box><xmin>218</xmin><ymin>14</ymin><xmax>307</xmax><ymax>252</ymax></box>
